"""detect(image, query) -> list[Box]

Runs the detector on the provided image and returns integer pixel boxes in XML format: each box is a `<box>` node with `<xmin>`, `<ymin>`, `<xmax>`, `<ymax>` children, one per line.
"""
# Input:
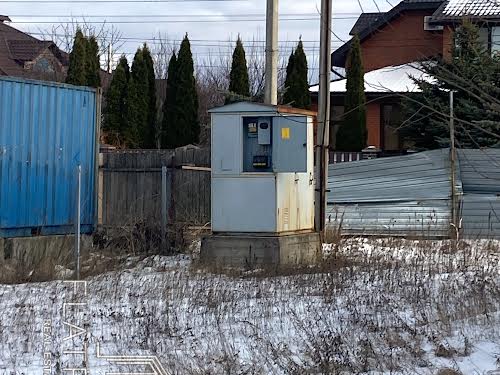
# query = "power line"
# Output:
<box><xmin>7</xmin><ymin>13</ymin><xmax>365</xmax><ymax>18</ymax></box>
<box><xmin>3</xmin><ymin>0</ymin><xmax>245</xmax><ymax>2</ymax></box>
<box><xmin>10</xmin><ymin>17</ymin><xmax>346</xmax><ymax>24</ymax></box>
<box><xmin>28</xmin><ymin>32</ymin><xmax>329</xmax><ymax>44</ymax></box>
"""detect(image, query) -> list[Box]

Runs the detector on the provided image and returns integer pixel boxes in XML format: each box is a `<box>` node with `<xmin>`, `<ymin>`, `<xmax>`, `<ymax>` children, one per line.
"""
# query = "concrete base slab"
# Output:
<box><xmin>2</xmin><ymin>235</ymin><xmax>92</xmax><ymax>268</ymax></box>
<box><xmin>200</xmin><ymin>232</ymin><xmax>321</xmax><ymax>268</ymax></box>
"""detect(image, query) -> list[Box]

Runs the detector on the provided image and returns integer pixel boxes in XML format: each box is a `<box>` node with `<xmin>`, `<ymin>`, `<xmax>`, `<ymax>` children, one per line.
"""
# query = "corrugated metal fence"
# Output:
<box><xmin>0</xmin><ymin>77</ymin><xmax>99</xmax><ymax>237</ymax></box>
<box><xmin>328</xmin><ymin>149</ymin><xmax>500</xmax><ymax>239</ymax></box>
<box><xmin>458</xmin><ymin>150</ymin><xmax>500</xmax><ymax>238</ymax></box>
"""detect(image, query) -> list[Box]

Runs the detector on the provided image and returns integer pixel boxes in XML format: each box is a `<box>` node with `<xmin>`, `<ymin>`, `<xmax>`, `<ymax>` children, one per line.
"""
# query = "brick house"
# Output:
<box><xmin>311</xmin><ymin>0</ymin><xmax>500</xmax><ymax>152</ymax></box>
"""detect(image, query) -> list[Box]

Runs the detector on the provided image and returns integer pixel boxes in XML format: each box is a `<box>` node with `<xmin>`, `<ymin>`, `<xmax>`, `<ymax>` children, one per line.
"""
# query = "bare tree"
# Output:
<box><xmin>38</xmin><ymin>18</ymin><xmax>125</xmax><ymax>71</ymax></box>
<box><xmin>195</xmin><ymin>48</ymin><xmax>230</xmax><ymax>146</ymax></box>
<box><xmin>192</xmin><ymin>35</ymin><xmax>298</xmax><ymax>145</ymax></box>
<box><xmin>150</xmin><ymin>32</ymin><xmax>177</xmax><ymax>79</ymax></box>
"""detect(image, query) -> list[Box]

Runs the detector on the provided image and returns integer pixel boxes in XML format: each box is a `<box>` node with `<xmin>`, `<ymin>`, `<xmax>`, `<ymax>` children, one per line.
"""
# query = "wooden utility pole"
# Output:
<box><xmin>264</xmin><ymin>0</ymin><xmax>278</xmax><ymax>105</ymax></box>
<box><xmin>315</xmin><ymin>0</ymin><xmax>332</xmax><ymax>238</ymax></box>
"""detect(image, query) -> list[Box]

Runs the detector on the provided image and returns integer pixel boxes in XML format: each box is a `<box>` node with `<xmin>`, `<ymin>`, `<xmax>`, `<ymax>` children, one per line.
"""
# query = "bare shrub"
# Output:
<box><xmin>437</xmin><ymin>369</ymin><xmax>463</xmax><ymax>375</ymax></box>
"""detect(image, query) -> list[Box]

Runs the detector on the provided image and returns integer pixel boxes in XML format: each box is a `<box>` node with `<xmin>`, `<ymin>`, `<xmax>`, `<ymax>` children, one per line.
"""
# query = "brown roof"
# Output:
<box><xmin>349</xmin><ymin>13</ymin><xmax>384</xmax><ymax>36</ymax></box>
<box><xmin>0</xmin><ymin>19</ymin><xmax>67</xmax><ymax>79</ymax></box>
<box><xmin>8</xmin><ymin>40</ymin><xmax>53</xmax><ymax>61</ymax></box>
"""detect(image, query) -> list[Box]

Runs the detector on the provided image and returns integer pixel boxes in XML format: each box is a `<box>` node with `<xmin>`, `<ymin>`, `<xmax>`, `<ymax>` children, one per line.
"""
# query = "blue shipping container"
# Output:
<box><xmin>0</xmin><ymin>76</ymin><xmax>99</xmax><ymax>237</ymax></box>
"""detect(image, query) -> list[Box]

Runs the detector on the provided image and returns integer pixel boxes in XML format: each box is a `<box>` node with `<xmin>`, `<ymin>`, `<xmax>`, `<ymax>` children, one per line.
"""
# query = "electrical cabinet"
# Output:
<box><xmin>209</xmin><ymin>101</ymin><xmax>315</xmax><ymax>234</ymax></box>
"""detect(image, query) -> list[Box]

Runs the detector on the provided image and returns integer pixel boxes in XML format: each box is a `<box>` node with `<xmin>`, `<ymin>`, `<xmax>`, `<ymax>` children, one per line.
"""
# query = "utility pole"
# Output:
<box><xmin>264</xmin><ymin>0</ymin><xmax>278</xmax><ymax>105</ymax></box>
<box><xmin>315</xmin><ymin>0</ymin><xmax>332</xmax><ymax>239</ymax></box>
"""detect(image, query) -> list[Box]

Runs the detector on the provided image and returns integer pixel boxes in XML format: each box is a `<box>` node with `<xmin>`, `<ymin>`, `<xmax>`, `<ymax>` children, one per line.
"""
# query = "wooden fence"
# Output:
<box><xmin>98</xmin><ymin>146</ymin><xmax>211</xmax><ymax>228</ymax></box>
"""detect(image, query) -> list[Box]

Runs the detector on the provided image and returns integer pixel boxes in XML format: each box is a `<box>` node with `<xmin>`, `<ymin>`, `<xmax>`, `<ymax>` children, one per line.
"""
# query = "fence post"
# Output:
<box><xmin>161</xmin><ymin>166</ymin><xmax>167</xmax><ymax>253</ymax></box>
<box><xmin>75</xmin><ymin>165</ymin><xmax>81</xmax><ymax>280</ymax></box>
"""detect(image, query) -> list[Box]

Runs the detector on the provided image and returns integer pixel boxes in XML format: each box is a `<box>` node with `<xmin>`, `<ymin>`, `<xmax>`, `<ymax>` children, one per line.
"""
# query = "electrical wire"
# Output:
<box><xmin>3</xmin><ymin>0</ymin><xmax>245</xmax><ymax>2</ymax></box>
<box><xmin>7</xmin><ymin>13</ymin><xmax>365</xmax><ymax>18</ymax></box>
<box><xmin>11</xmin><ymin>19</ymin><xmax>320</xmax><ymax>24</ymax></box>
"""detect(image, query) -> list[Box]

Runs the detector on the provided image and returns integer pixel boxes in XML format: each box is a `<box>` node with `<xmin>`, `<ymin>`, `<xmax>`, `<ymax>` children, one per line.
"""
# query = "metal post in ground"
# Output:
<box><xmin>449</xmin><ymin>90</ymin><xmax>459</xmax><ymax>241</ymax></box>
<box><xmin>75</xmin><ymin>165</ymin><xmax>81</xmax><ymax>280</ymax></box>
<box><xmin>161</xmin><ymin>166</ymin><xmax>168</xmax><ymax>253</ymax></box>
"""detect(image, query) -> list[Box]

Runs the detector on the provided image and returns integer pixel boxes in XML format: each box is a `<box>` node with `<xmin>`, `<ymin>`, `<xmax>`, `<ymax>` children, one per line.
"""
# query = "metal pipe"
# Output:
<box><xmin>450</xmin><ymin>90</ymin><xmax>458</xmax><ymax>231</ymax></box>
<box><xmin>264</xmin><ymin>0</ymin><xmax>278</xmax><ymax>105</ymax></box>
<box><xmin>161</xmin><ymin>166</ymin><xmax>167</xmax><ymax>253</ymax></box>
<box><xmin>75</xmin><ymin>165</ymin><xmax>81</xmax><ymax>280</ymax></box>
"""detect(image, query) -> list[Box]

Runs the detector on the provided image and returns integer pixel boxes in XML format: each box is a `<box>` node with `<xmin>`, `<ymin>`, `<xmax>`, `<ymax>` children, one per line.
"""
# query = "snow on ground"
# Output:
<box><xmin>0</xmin><ymin>238</ymin><xmax>500</xmax><ymax>374</ymax></box>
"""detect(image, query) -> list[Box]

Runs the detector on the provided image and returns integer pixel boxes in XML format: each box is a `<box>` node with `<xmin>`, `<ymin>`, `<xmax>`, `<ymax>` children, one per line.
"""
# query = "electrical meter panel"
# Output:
<box><xmin>242</xmin><ymin>115</ymin><xmax>308</xmax><ymax>173</ymax></box>
<box><xmin>258</xmin><ymin>119</ymin><xmax>271</xmax><ymax>145</ymax></box>
<box><xmin>243</xmin><ymin>117</ymin><xmax>273</xmax><ymax>172</ymax></box>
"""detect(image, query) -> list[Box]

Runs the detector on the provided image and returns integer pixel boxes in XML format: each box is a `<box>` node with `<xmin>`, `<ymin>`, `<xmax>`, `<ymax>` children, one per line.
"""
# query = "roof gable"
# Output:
<box><xmin>0</xmin><ymin>19</ymin><xmax>68</xmax><ymax>79</ymax></box>
<box><xmin>332</xmin><ymin>0</ymin><xmax>445</xmax><ymax>67</ymax></box>
<box><xmin>349</xmin><ymin>13</ymin><xmax>384</xmax><ymax>35</ymax></box>
<box><xmin>8</xmin><ymin>40</ymin><xmax>53</xmax><ymax>61</ymax></box>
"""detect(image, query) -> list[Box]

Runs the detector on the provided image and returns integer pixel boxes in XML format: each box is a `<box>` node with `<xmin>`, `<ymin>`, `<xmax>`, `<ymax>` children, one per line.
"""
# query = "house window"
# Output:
<box><xmin>478</xmin><ymin>27</ymin><xmax>489</xmax><ymax>48</ymax></box>
<box><xmin>381</xmin><ymin>104</ymin><xmax>402</xmax><ymax>151</ymax></box>
<box><xmin>33</xmin><ymin>58</ymin><xmax>55</xmax><ymax>73</ymax></box>
<box><xmin>462</xmin><ymin>27</ymin><xmax>500</xmax><ymax>57</ymax></box>
<box><xmin>492</xmin><ymin>27</ymin><xmax>500</xmax><ymax>55</ymax></box>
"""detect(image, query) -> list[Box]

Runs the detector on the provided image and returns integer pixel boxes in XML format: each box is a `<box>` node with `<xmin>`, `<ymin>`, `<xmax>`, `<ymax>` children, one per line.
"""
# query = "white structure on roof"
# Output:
<box><xmin>309</xmin><ymin>63</ymin><xmax>434</xmax><ymax>94</ymax></box>
<box><xmin>444</xmin><ymin>0</ymin><xmax>500</xmax><ymax>17</ymax></box>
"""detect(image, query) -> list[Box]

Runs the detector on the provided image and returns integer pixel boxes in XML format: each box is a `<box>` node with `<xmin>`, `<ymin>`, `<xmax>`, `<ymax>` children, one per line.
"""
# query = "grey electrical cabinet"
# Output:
<box><xmin>209</xmin><ymin>101</ymin><xmax>316</xmax><ymax>234</ymax></box>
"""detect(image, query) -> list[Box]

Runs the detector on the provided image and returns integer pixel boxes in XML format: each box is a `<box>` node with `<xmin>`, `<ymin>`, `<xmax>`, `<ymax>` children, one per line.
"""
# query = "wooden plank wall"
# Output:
<box><xmin>172</xmin><ymin>147</ymin><xmax>211</xmax><ymax>225</ymax></box>
<box><xmin>100</xmin><ymin>147</ymin><xmax>210</xmax><ymax>227</ymax></box>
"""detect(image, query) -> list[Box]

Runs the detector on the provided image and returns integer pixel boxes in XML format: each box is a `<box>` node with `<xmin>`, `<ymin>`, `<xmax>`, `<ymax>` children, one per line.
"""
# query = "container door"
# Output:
<box><xmin>272</xmin><ymin>116</ymin><xmax>308</xmax><ymax>173</ymax></box>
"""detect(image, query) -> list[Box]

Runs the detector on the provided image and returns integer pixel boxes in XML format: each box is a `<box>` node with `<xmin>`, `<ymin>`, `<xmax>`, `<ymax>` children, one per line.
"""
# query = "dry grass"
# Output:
<box><xmin>0</xmin><ymin>235</ymin><xmax>499</xmax><ymax>374</ymax></box>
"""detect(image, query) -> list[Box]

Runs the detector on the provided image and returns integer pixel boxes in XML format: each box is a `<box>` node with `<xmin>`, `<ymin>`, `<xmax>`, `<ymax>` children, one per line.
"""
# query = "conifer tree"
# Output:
<box><xmin>283</xmin><ymin>40</ymin><xmax>311</xmax><ymax>109</ymax></box>
<box><xmin>402</xmin><ymin>20</ymin><xmax>500</xmax><ymax>149</ymax></box>
<box><xmin>103</xmin><ymin>56</ymin><xmax>129</xmax><ymax>146</ymax></box>
<box><xmin>142</xmin><ymin>44</ymin><xmax>157</xmax><ymax>148</ymax></box>
<box><xmin>66</xmin><ymin>29</ymin><xmax>87</xmax><ymax>86</ymax></box>
<box><xmin>336</xmin><ymin>35</ymin><xmax>367</xmax><ymax>151</ymax></box>
<box><xmin>226</xmin><ymin>37</ymin><xmax>250</xmax><ymax>103</ymax></box>
<box><xmin>126</xmin><ymin>48</ymin><xmax>149</xmax><ymax>148</ymax></box>
<box><xmin>162</xmin><ymin>51</ymin><xmax>179</xmax><ymax>148</ymax></box>
<box><xmin>174</xmin><ymin>34</ymin><xmax>199</xmax><ymax>145</ymax></box>
<box><xmin>85</xmin><ymin>36</ymin><xmax>101</xmax><ymax>88</ymax></box>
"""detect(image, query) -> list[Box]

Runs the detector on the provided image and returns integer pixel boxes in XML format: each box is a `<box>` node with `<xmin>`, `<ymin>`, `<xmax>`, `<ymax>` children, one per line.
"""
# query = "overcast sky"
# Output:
<box><xmin>3</xmin><ymin>0</ymin><xmax>393</xmax><ymax>77</ymax></box>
